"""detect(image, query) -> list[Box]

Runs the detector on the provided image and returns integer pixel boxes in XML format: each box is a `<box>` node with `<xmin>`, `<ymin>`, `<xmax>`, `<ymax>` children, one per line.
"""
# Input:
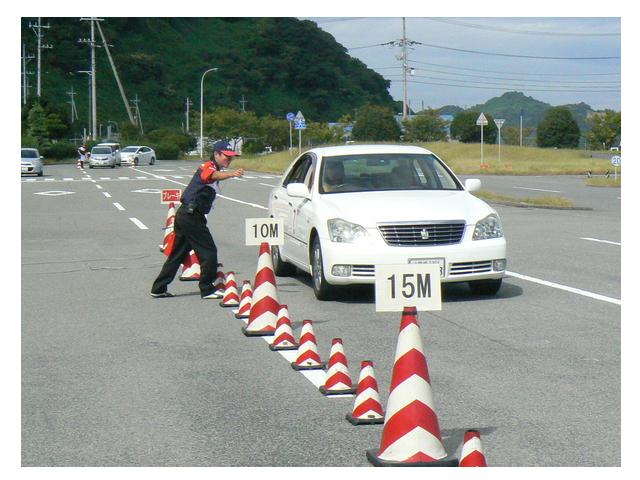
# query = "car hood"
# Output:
<box><xmin>315</xmin><ymin>190</ymin><xmax>494</xmax><ymax>226</ymax></box>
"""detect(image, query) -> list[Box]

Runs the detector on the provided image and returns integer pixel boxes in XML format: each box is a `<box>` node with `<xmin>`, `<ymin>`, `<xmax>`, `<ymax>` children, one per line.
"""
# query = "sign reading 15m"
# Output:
<box><xmin>374</xmin><ymin>264</ymin><xmax>442</xmax><ymax>312</ymax></box>
<box><xmin>245</xmin><ymin>218</ymin><xmax>284</xmax><ymax>246</ymax></box>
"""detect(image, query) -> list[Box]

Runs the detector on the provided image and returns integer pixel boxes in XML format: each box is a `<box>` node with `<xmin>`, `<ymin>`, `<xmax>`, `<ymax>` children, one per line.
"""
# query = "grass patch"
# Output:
<box><xmin>474</xmin><ymin>189</ymin><xmax>576</xmax><ymax>208</ymax></box>
<box><xmin>585</xmin><ymin>177</ymin><xmax>621</xmax><ymax>188</ymax></box>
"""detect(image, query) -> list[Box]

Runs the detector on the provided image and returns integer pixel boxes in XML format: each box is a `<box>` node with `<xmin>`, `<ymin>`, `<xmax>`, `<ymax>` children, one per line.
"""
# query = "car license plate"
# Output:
<box><xmin>408</xmin><ymin>257</ymin><xmax>445</xmax><ymax>277</ymax></box>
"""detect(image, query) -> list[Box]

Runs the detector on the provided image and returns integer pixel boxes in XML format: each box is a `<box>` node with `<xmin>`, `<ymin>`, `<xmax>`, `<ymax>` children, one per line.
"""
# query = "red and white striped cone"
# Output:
<box><xmin>346</xmin><ymin>360</ymin><xmax>385</xmax><ymax>425</ymax></box>
<box><xmin>179</xmin><ymin>250</ymin><xmax>201</xmax><ymax>281</ymax></box>
<box><xmin>366</xmin><ymin>307</ymin><xmax>458</xmax><ymax>467</ymax></box>
<box><xmin>269</xmin><ymin>305</ymin><xmax>298</xmax><ymax>351</ymax></box>
<box><xmin>214</xmin><ymin>263</ymin><xmax>226</xmax><ymax>291</ymax></box>
<box><xmin>242</xmin><ymin>243</ymin><xmax>279</xmax><ymax>337</ymax></box>
<box><xmin>234</xmin><ymin>281</ymin><xmax>253</xmax><ymax>319</ymax></box>
<box><xmin>320</xmin><ymin>338</ymin><xmax>356</xmax><ymax>395</ymax></box>
<box><xmin>459</xmin><ymin>430</ymin><xmax>487</xmax><ymax>467</ymax></box>
<box><xmin>159</xmin><ymin>202</ymin><xmax>176</xmax><ymax>255</ymax></box>
<box><xmin>219</xmin><ymin>272</ymin><xmax>240</xmax><ymax>307</ymax></box>
<box><xmin>291</xmin><ymin>320</ymin><xmax>325</xmax><ymax>371</ymax></box>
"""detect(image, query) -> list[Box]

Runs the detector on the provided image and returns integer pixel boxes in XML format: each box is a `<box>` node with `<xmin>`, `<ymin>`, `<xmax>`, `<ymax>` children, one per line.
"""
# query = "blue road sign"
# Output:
<box><xmin>286</xmin><ymin>112</ymin><xmax>295</xmax><ymax>122</ymax></box>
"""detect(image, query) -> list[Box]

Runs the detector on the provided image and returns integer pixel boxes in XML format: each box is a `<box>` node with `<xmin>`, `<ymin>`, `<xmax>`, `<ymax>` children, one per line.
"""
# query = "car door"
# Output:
<box><xmin>142</xmin><ymin>147</ymin><xmax>152</xmax><ymax>164</ymax></box>
<box><xmin>290</xmin><ymin>160</ymin><xmax>316</xmax><ymax>267</ymax></box>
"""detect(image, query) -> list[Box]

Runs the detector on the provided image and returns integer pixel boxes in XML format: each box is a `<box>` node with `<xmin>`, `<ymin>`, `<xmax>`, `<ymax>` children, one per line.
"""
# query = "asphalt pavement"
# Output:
<box><xmin>21</xmin><ymin>161</ymin><xmax>621</xmax><ymax>467</ymax></box>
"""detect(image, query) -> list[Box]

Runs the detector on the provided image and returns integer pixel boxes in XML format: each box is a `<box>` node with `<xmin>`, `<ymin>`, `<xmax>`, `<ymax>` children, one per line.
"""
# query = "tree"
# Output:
<box><xmin>450</xmin><ymin>111</ymin><xmax>497</xmax><ymax>143</ymax></box>
<box><xmin>586</xmin><ymin>110</ymin><xmax>621</xmax><ymax>150</ymax></box>
<box><xmin>503</xmin><ymin>126</ymin><xmax>535</xmax><ymax>146</ymax></box>
<box><xmin>352</xmin><ymin>104</ymin><xmax>401</xmax><ymax>142</ymax></box>
<box><xmin>402</xmin><ymin>109</ymin><xmax>447</xmax><ymax>142</ymax></box>
<box><xmin>27</xmin><ymin>103</ymin><xmax>49</xmax><ymax>147</ymax></box>
<box><xmin>536</xmin><ymin>107</ymin><xmax>580</xmax><ymax>148</ymax></box>
<box><xmin>45</xmin><ymin>113</ymin><xmax>69</xmax><ymax>140</ymax></box>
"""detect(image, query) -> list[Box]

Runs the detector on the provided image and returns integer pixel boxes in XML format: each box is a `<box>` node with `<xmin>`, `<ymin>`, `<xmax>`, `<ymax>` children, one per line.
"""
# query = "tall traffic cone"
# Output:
<box><xmin>179</xmin><ymin>250</ymin><xmax>201</xmax><ymax>281</ymax></box>
<box><xmin>242</xmin><ymin>243</ymin><xmax>279</xmax><ymax>337</ymax></box>
<box><xmin>214</xmin><ymin>263</ymin><xmax>226</xmax><ymax>291</ymax></box>
<box><xmin>459</xmin><ymin>430</ymin><xmax>487</xmax><ymax>467</ymax></box>
<box><xmin>234</xmin><ymin>281</ymin><xmax>253</xmax><ymax>319</ymax></box>
<box><xmin>269</xmin><ymin>305</ymin><xmax>298</xmax><ymax>351</ymax></box>
<box><xmin>346</xmin><ymin>361</ymin><xmax>385</xmax><ymax>425</ymax></box>
<box><xmin>219</xmin><ymin>272</ymin><xmax>240</xmax><ymax>307</ymax></box>
<box><xmin>319</xmin><ymin>338</ymin><xmax>356</xmax><ymax>395</ymax></box>
<box><xmin>159</xmin><ymin>202</ymin><xmax>176</xmax><ymax>255</ymax></box>
<box><xmin>366</xmin><ymin>307</ymin><xmax>458</xmax><ymax>467</ymax></box>
<box><xmin>291</xmin><ymin>320</ymin><xmax>325</xmax><ymax>371</ymax></box>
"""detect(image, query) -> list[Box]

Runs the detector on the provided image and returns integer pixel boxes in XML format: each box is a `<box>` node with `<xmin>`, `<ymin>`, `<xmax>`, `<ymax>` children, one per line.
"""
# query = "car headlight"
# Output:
<box><xmin>472</xmin><ymin>214</ymin><xmax>504</xmax><ymax>240</ymax></box>
<box><xmin>327</xmin><ymin>218</ymin><xmax>368</xmax><ymax>243</ymax></box>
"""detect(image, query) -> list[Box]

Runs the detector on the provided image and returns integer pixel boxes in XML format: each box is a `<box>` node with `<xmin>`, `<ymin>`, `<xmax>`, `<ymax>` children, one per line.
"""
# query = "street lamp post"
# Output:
<box><xmin>200</xmin><ymin>67</ymin><xmax>218</xmax><ymax>158</ymax></box>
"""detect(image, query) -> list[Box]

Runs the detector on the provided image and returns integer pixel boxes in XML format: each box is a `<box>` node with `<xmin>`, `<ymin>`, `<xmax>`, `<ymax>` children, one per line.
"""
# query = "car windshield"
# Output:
<box><xmin>319</xmin><ymin>153</ymin><xmax>462</xmax><ymax>194</ymax></box>
<box><xmin>92</xmin><ymin>147</ymin><xmax>111</xmax><ymax>154</ymax></box>
<box><xmin>121</xmin><ymin>147</ymin><xmax>138</xmax><ymax>153</ymax></box>
<box><xmin>21</xmin><ymin>149</ymin><xmax>38</xmax><ymax>158</ymax></box>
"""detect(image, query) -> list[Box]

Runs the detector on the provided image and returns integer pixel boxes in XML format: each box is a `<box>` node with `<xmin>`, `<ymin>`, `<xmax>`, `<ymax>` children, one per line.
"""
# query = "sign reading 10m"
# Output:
<box><xmin>375</xmin><ymin>264</ymin><xmax>442</xmax><ymax>312</ymax></box>
<box><xmin>245</xmin><ymin>218</ymin><xmax>284</xmax><ymax>246</ymax></box>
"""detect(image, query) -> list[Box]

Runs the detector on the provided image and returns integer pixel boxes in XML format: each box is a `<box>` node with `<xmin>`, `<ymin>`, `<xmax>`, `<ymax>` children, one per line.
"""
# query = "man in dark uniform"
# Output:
<box><xmin>150</xmin><ymin>140</ymin><xmax>245</xmax><ymax>298</ymax></box>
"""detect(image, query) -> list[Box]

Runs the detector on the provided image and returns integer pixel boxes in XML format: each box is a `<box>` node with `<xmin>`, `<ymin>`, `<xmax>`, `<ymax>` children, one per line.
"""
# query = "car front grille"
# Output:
<box><xmin>449</xmin><ymin>261</ymin><xmax>493</xmax><ymax>276</ymax></box>
<box><xmin>352</xmin><ymin>265</ymin><xmax>375</xmax><ymax>277</ymax></box>
<box><xmin>378</xmin><ymin>221</ymin><xmax>466</xmax><ymax>246</ymax></box>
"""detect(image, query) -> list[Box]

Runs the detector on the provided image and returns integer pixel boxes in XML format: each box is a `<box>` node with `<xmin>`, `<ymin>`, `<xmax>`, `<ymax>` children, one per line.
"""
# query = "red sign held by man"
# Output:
<box><xmin>161</xmin><ymin>189</ymin><xmax>182</xmax><ymax>204</ymax></box>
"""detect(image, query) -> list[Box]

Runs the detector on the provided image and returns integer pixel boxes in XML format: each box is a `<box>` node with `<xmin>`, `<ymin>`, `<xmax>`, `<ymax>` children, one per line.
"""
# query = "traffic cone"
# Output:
<box><xmin>242</xmin><ymin>243</ymin><xmax>279</xmax><ymax>337</ymax></box>
<box><xmin>346</xmin><ymin>361</ymin><xmax>384</xmax><ymax>425</ymax></box>
<box><xmin>366</xmin><ymin>307</ymin><xmax>458</xmax><ymax>467</ymax></box>
<box><xmin>159</xmin><ymin>202</ymin><xmax>176</xmax><ymax>255</ymax></box>
<box><xmin>219</xmin><ymin>271</ymin><xmax>240</xmax><ymax>307</ymax></box>
<box><xmin>291</xmin><ymin>320</ymin><xmax>325</xmax><ymax>371</ymax></box>
<box><xmin>269</xmin><ymin>305</ymin><xmax>298</xmax><ymax>351</ymax></box>
<box><xmin>214</xmin><ymin>263</ymin><xmax>225</xmax><ymax>291</ymax></box>
<box><xmin>234</xmin><ymin>281</ymin><xmax>253</xmax><ymax>319</ymax></box>
<box><xmin>459</xmin><ymin>430</ymin><xmax>487</xmax><ymax>467</ymax></box>
<box><xmin>319</xmin><ymin>338</ymin><xmax>356</xmax><ymax>395</ymax></box>
<box><xmin>179</xmin><ymin>250</ymin><xmax>201</xmax><ymax>281</ymax></box>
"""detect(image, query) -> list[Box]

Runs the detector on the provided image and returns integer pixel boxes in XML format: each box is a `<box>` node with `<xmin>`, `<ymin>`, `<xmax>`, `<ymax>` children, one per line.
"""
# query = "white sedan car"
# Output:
<box><xmin>268</xmin><ymin>145</ymin><xmax>506</xmax><ymax>300</ymax></box>
<box><xmin>120</xmin><ymin>145</ymin><xmax>156</xmax><ymax>165</ymax></box>
<box><xmin>21</xmin><ymin>148</ymin><xmax>44</xmax><ymax>176</ymax></box>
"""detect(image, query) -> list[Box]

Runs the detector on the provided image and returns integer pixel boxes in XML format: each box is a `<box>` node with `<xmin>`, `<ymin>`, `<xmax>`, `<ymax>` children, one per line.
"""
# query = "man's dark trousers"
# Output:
<box><xmin>151</xmin><ymin>206</ymin><xmax>218</xmax><ymax>297</ymax></box>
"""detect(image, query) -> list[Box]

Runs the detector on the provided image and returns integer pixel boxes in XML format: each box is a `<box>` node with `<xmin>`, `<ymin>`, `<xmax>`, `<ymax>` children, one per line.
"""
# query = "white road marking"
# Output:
<box><xmin>100</xmin><ymin>177</ymin><xmax>110</xmax><ymax>180</ymax></box>
<box><xmin>259</xmin><ymin>183</ymin><xmax>278</xmax><ymax>188</ymax></box>
<box><xmin>44</xmin><ymin>178</ymin><xmax>54</xmax><ymax>182</ymax></box>
<box><xmin>103</xmin><ymin>192</ymin><xmax>112</xmax><ymax>198</ymax></box>
<box><xmin>63</xmin><ymin>177</ymin><xmax>73</xmax><ymax>181</ymax></box>
<box><xmin>580</xmin><ymin>237</ymin><xmax>621</xmax><ymax>246</ymax></box>
<box><xmin>129</xmin><ymin>217</ymin><xmax>149</xmax><ymax>230</ymax></box>
<box><xmin>506</xmin><ymin>270</ymin><xmax>620</xmax><ymax>306</ymax></box>
<box><xmin>118</xmin><ymin>176</ymin><xmax>130</xmax><ymax>180</ymax></box>
<box><xmin>96</xmin><ymin>185</ymin><xmax>103</xmax><ymax>190</ymax></box>
<box><xmin>113</xmin><ymin>202</ymin><xmax>125</xmax><ymax>211</ymax></box>
<box><xmin>512</xmin><ymin>186</ymin><xmax>561</xmax><ymax>193</ymax></box>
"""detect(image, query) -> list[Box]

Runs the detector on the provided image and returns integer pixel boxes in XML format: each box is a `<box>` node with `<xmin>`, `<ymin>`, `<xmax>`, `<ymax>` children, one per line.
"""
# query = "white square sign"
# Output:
<box><xmin>374</xmin><ymin>264</ymin><xmax>442</xmax><ymax>312</ymax></box>
<box><xmin>245</xmin><ymin>218</ymin><xmax>284</xmax><ymax>246</ymax></box>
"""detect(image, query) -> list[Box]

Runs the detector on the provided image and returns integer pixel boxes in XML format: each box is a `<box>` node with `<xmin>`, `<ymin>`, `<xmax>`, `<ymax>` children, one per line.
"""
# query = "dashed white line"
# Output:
<box><xmin>96</xmin><ymin>185</ymin><xmax>103</xmax><ymax>190</ymax></box>
<box><xmin>113</xmin><ymin>202</ymin><xmax>125</xmax><ymax>211</ymax></box>
<box><xmin>259</xmin><ymin>183</ymin><xmax>278</xmax><ymax>188</ymax></box>
<box><xmin>512</xmin><ymin>186</ymin><xmax>561</xmax><ymax>193</ymax></box>
<box><xmin>103</xmin><ymin>192</ymin><xmax>112</xmax><ymax>198</ymax></box>
<box><xmin>129</xmin><ymin>218</ymin><xmax>148</xmax><ymax>230</ymax></box>
<box><xmin>580</xmin><ymin>237</ymin><xmax>621</xmax><ymax>246</ymax></box>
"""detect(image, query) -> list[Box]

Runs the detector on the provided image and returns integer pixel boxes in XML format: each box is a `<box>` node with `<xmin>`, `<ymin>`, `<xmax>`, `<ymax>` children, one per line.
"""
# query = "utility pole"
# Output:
<box><xmin>21</xmin><ymin>44</ymin><xmax>34</xmax><ymax>105</ymax></box>
<box><xmin>391</xmin><ymin>18</ymin><xmax>417</xmax><ymax>121</ymax></box>
<box><xmin>29</xmin><ymin>17</ymin><xmax>52</xmax><ymax>99</ymax></box>
<box><xmin>79</xmin><ymin>17</ymin><xmax>101</xmax><ymax>140</ymax></box>
<box><xmin>185</xmin><ymin>97</ymin><xmax>193</xmax><ymax>133</ymax></box>
<box><xmin>519</xmin><ymin>108</ymin><xmax>524</xmax><ymax>147</ymax></box>
<box><xmin>131</xmin><ymin>95</ymin><xmax>143</xmax><ymax>135</ymax></box>
<box><xmin>78</xmin><ymin>70</ymin><xmax>93</xmax><ymax>138</ymax></box>
<box><xmin>239</xmin><ymin>95</ymin><xmax>248</xmax><ymax>112</ymax></box>
<box><xmin>67</xmin><ymin>86</ymin><xmax>79</xmax><ymax>123</ymax></box>
<box><xmin>95</xmin><ymin>20</ymin><xmax>136</xmax><ymax>126</ymax></box>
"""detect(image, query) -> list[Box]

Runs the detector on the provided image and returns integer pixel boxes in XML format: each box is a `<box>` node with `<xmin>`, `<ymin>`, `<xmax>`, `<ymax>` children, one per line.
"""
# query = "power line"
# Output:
<box><xmin>390</xmin><ymin>78</ymin><xmax>620</xmax><ymax>93</ymax></box>
<box><xmin>424</xmin><ymin>18</ymin><xmax>621</xmax><ymax>37</ymax></box>
<box><xmin>399</xmin><ymin>68</ymin><xmax>620</xmax><ymax>85</ymax></box>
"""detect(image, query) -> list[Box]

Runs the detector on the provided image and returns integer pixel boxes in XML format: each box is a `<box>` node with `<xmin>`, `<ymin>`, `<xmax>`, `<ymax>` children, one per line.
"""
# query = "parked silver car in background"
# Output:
<box><xmin>120</xmin><ymin>145</ymin><xmax>156</xmax><ymax>165</ymax></box>
<box><xmin>21</xmin><ymin>148</ymin><xmax>44</xmax><ymax>176</ymax></box>
<box><xmin>97</xmin><ymin>142</ymin><xmax>122</xmax><ymax>166</ymax></box>
<box><xmin>89</xmin><ymin>146</ymin><xmax>117</xmax><ymax>168</ymax></box>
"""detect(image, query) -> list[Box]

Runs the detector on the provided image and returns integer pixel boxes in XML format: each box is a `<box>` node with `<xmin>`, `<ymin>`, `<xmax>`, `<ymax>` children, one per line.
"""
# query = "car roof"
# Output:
<box><xmin>22</xmin><ymin>148</ymin><xmax>38</xmax><ymax>152</ymax></box>
<box><xmin>98</xmin><ymin>142</ymin><xmax>119</xmax><ymax>145</ymax></box>
<box><xmin>309</xmin><ymin>144</ymin><xmax>434</xmax><ymax>158</ymax></box>
<box><xmin>124</xmin><ymin>145</ymin><xmax>144</xmax><ymax>148</ymax></box>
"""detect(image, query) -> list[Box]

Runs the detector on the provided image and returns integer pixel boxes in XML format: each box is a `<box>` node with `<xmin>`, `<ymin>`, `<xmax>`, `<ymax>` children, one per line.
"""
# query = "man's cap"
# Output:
<box><xmin>213</xmin><ymin>140</ymin><xmax>239</xmax><ymax>157</ymax></box>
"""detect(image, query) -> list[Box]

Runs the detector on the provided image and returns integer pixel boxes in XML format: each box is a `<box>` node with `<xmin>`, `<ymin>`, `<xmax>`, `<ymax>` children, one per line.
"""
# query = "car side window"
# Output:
<box><xmin>283</xmin><ymin>154</ymin><xmax>313</xmax><ymax>187</ymax></box>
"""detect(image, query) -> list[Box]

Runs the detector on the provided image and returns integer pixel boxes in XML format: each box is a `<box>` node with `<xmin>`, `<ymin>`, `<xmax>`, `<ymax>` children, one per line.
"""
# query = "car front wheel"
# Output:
<box><xmin>272</xmin><ymin>245</ymin><xmax>296</xmax><ymax>277</ymax></box>
<box><xmin>469</xmin><ymin>278</ymin><xmax>502</xmax><ymax>296</ymax></box>
<box><xmin>150</xmin><ymin>157</ymin><xmax>155</xmax><ymax>165</ymax></box>
<box><xmin>311</xmin><ymin>237</ymin><xmax>335</xmax><ymax>301</ymax></box>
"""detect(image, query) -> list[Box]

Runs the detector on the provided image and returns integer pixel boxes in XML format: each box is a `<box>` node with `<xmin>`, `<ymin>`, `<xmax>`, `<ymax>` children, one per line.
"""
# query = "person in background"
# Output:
<box><xmin>150</xmin><ymin>140</ymin><xmax>245</xmax><ymax>299</ymax></box>
<box><xmin>77</xmin><ymin>144</ymin><xmax>87</xmax><ymax>169</ymax></box>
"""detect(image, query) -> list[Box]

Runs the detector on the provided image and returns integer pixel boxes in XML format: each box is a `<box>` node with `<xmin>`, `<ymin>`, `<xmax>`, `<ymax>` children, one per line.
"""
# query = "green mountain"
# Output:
<box><xmin>466</xmin><ymin>91</ymin><xmax>595</xmax><ymax>132</ymax></box>
<box><xmin>21</xmin><ymin>17</ymin><xmax>395</xmax><ymax>133</ymax></box>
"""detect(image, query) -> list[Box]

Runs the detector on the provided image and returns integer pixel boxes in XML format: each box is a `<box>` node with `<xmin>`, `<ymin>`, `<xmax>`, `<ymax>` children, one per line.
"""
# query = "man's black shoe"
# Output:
<box><xmin>150</xmin><ymin>291</ymin><xmax>175</xmax><ymax>298</ymax></box>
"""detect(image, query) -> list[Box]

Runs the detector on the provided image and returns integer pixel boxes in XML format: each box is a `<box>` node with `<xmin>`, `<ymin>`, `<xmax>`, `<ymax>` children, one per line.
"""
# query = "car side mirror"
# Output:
<box><xmin>39</xmin><ymin>156</ymin><xmax>44</xmax><ymax>160</ymax></box>
<box><xmin>465</xmin><ymin>178</ymin><xmax>481</xmax><ymax>192</ymax></box>
<box><xmin>286</xmin><ymin>182</ymin><xmax>310</xmax><ymax>199</ymax></box>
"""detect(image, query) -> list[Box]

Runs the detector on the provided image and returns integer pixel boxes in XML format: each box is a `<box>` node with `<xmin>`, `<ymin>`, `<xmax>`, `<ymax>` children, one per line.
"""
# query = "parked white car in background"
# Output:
<box><xmin>97</xmin><ymin>143</ymin><xmax>122</xmax><ymax>166</ymax></box>
<box><xmin>89</xmin><ymin>146</ymin><xmax>118</xmax><ymax>168</ymax></box>
<box><xmin>120</xmin><ymin>145</ymin><xmax>156</xmax><ymax>165</ymax></box>
<box><xmin>268</xmin><ymin>144</ymin><xmax>507</xmax><ymax>300</ymax></box>
<box><xmin>21</xmin><ymin>148</ymin><xmax>44</xmax><ymax>176</ymax></box>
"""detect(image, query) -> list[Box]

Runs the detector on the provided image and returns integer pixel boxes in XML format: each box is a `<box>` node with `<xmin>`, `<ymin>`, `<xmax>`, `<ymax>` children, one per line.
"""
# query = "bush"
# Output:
<box><xmin>151</xmin><ymin>143</ymin><xmax>180</xmax><ymax>160</ymax></box>
<box><xmin>40</xmin><ymin>142</ymin><xmax>78</xmax><ymax>160</ymax></box>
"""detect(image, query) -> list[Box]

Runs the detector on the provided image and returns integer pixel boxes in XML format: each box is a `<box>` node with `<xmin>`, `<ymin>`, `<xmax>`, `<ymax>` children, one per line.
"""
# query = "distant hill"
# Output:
<box><xmin>20</xmin><ymin>18</ymin><xmax>395</xmax><ymax>132</ymax></box>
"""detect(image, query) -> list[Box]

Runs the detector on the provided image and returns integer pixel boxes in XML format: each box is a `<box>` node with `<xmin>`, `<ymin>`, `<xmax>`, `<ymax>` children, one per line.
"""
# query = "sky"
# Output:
<box><xmin>304</xmin><ymin>17</ymin><xmax>621</xmax><ymax>112</ymax></box>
